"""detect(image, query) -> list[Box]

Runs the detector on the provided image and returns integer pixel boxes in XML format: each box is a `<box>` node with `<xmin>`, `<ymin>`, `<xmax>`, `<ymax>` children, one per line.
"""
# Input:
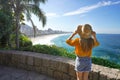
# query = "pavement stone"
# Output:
<box><xmin>0</xmin><ymin>65</ymin><xmax>55</xmax><ymax>80</ymax></box>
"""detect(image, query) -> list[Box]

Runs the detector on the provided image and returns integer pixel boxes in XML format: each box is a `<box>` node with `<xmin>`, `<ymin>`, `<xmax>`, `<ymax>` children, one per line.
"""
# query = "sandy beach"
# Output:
<box><xmin>30</xmin><ymin>34</ymin><xmax>66</xmax><ymax>45</ymax></box>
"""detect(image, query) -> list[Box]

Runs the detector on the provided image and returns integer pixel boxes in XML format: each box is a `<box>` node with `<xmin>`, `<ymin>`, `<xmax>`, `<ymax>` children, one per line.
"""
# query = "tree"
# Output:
<box><xmin>10</xmin><ymin>0</ymin><xmax>47</xmax><ymax>49</ymax></box>
<box><xmin>0</xmin><ymin>0</ymin><xmax>13</xmax><ymax>48</ymax></box>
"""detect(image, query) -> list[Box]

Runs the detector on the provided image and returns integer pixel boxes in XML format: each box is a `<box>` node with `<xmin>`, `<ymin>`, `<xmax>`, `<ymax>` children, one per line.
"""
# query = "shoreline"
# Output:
<box><xmin>30</xmin><ymin>33</ymin><xmax>67</xmax><ymax>45</ymax></box>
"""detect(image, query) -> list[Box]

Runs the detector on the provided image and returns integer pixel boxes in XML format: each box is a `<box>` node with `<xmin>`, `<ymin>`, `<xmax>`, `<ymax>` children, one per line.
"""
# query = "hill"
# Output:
<box><xmin>20</xmin><ymin>24</ymin><xmax>69</xmax><ymax>37</ymax></box>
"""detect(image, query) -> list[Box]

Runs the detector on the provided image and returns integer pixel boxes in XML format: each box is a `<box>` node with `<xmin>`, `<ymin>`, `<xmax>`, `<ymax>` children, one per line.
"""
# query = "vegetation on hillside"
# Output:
<box><xmin>19</xmin><ymin>44</ymin><xmax>120</xmax><ymax>70</ymax></box>
<box><xmin>0</xmin><ymin>0</ymin><xmax>47</xmax><ymax>49</ymax></box>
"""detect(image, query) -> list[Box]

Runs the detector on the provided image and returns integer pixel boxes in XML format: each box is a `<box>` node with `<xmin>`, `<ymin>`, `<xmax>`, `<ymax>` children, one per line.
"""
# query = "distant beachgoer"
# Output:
<box><xmin>66</xmin><ymin>24</ymin><xmax>100</xmax><ymax>80</ymax></box>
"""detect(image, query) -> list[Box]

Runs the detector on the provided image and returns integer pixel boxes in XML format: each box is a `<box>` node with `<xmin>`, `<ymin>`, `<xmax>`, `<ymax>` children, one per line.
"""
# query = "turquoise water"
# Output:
<box><xmin>51</xmin><ymin>34</ymin><xmax>120</xmax><ymax>64</ymax></box>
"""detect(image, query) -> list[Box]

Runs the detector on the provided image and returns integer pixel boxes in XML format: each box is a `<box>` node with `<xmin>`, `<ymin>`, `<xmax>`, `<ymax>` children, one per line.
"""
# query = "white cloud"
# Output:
<box><xmin>46</xmin><ymin>13</ymin><xmax>60</xmax><ymax>18</ymax></box>
<box><xmin>63</xmin><ymin>1</ymin><xmax>120</xmax><ymax>16</ymax></box>
<box><xmin>112</xmin><ymin>1</ymin><xmax>120</xmax><ymax>5</ymax></box>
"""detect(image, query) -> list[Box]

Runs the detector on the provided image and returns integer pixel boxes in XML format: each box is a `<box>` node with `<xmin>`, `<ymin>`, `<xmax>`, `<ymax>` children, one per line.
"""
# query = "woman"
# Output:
<box><xmin>66</xmin><ymin>24</ymin><xmax>99</xmax><ymax>80</ymax></box>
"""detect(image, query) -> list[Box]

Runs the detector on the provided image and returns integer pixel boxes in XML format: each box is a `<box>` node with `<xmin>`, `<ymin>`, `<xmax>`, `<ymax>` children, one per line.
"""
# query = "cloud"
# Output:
<box><xmin>46</xmin><ymin>13</ymin><xmax>60</xmax><ymax>18</ymax></box>
<box><xmin>63</xmin><ymin>1</ymin><xmax>120</xmax><ymax>16</ymax></box>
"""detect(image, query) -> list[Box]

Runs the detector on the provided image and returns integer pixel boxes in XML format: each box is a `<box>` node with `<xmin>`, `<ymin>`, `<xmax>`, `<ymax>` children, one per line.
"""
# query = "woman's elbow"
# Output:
<box><xmin>94</xmin><ymin>42</ymin><xmax>100</xmax><ymax>47</ymax></box>
<box><xmin>66</xmin><ymin>40</ymin><xmax>74</xmax><ymax>46</ymax></box>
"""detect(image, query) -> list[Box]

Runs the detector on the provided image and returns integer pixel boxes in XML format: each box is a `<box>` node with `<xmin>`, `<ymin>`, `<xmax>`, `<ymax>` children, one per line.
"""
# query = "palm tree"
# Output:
<box><xmin>10</xmin><ymin>0</ymin><xmax>47</xmax><ymax>49</ymax></box>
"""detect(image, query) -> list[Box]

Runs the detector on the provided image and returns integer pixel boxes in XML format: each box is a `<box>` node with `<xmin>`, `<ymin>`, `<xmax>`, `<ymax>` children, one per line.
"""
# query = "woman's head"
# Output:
<box><xmin>77</xmin><ymin>24</ymin><xmax>94</xmax><ymax>52</ymax></box>
<box><xmin>77</xmin><ymin>24</ymin><xmax>93</xmax><ymax>39</ymax></box>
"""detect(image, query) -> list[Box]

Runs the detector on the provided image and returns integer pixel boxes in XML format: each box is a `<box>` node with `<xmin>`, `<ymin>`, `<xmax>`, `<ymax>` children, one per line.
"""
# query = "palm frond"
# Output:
<box><xmin>23</xmin><ymin>7</ymin><xmax>37</xmax><ymax>37</ymax></box>
<box><xmin>22</xmin><ymin>0</ymin><xmax>47</xmax><ymax>6</ymax></box>
<box><xmin>25</xmin><ymin>4</ymin><xmax>46</xmax><ymax>27</ymax></box>
<box><xmin>40</xmin><ymin>13</ymin><xmax>46</xmax><ymax>27</ymax></box>
<box><xmin>32</xmin><ymin>0</ymin><xmax>47</xmax><ymax>4</ymax></box>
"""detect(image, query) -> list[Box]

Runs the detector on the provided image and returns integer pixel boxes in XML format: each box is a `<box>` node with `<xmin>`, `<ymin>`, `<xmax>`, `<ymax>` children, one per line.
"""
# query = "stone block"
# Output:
<box><xmin>41</xmin><ymin>67</ymin><xmax>48</xmax><ymax>74</ymax></box>
<box><xmin>7</xmin><ymin>54</ymin><xmax>12</xmax><ymax>66</ymax></box>
<box><xmin>99</xmin><ymin>71</ymin><xmax>107</xmax><ymax>80</ymax></box>
<box><xmin>34</xmin><ymin>57</ymin><xmax>43</xmax><ymax>67</ymax></box>
<box><xmin>90</xmin><ymin>67</ymin><xmax>100</xmax><ymax>80</ymax></box>
<box><xmin>57</xmin><ymin>62</ymin><xmax>69</xmax><ymax>73</ymax></box>
<box><xmin>117</xmin><ymin>72</ymin><xmax>120</xmax><ymax>80</ymax></box>
<box><xmin>35</xmin><ymin>66</ymin><xmax>42</xmax><ymax>73</ymax></box>
<box><xmin>27</xmin><ymin>56</ymin><xmax>34</xmax><ymax>66</ymax></box>
<box><xmin>89</xmin><ymin>71</ymin><xmax>93</xmax><ymax>80</ymax></box>
<box><xmin>69</xmin><ymin>64</ymin><xmax>76</xmax><ymax>77</ymax></box>
<box><xmin>62</xmin><ymin>73</ymin><xmax>70</xmax><ymax>80</ymax></box>
<box><xmin>106</xmin><ymin>68</ymin><xmax>119</xmax><ymax>80</ymax></box>
<box><xmin>0</xmin><ymin>54</ymin><xmax>12</xmax><ymax>66</ymax></box>
<box><xmin>0</xmin><ymin>53</ymin><xmax>2</xmax><ymax>64</ymax></box>
<box><xmin>12</xmin><ymin>54</ymin><xmax>19</xmax><ymax>65</ymax></box>
<box><xmin>98</xmin><ymin>67</ymin><xmax>119</xmax><ymax>80</ymax></box>
<box><xmin>19</xmin><ymin>55</ymin><xmax>26</xmax><ymax>64</ymax></box>
<box><xmin>107</xmin><ymin>73</ymin><xmax>117</xmax><ymax>80</ymax></box>
<box><xmin>54</xmin><ymin>71</ymin><xmax>62</xmax><ymax>80</ymax></box>
<box><xmin>50</xmin><ymin>60</ymin><xmax>59</xmax><ymax>70</ymax></box>
<box><xmin>47</xmin><ymin>68</ymin><xmax>54</xmax><ymax>77</ymax></box>
<box><xmin>0</xmin><ymin>54</ymin><xmax>6</xmax><ymax>65</ymax></box>
<box><xmin>42</xmin><ymin>59</ymin><xmax>50</xmax><ymax>67</ymax></box>
<box><xmin>92</xmin><ymin>70</ymin><xmax>100</xmax><ymax>80</ymax></box>
<box><xmin>17</xmin><ymin>63</ymin><xmax>27</xmax><ymax>69</ymax></box>
<box><xmin>70</xmin><ymin>77</ymin><xmax>77</xmax><ymax>80</ymax></box>
<box><xmin>26</xmin><ymin>65</ymin><xmax>35</xmax><ymax>71</ymax></box>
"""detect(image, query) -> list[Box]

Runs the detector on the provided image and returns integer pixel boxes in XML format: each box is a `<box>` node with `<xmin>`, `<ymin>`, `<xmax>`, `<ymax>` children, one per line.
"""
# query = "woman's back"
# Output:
<box><xmin>66</xmin><ymin>37</ymin><xmax>99</xmax><ymax>57</ymax></box>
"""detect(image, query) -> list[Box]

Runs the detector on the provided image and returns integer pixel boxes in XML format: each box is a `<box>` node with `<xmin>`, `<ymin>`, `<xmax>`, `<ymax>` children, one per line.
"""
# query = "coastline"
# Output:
<box><xmin>30</xmin><ymin>33</ymin><xmax>67</xmax><ymax>45</ymax></box>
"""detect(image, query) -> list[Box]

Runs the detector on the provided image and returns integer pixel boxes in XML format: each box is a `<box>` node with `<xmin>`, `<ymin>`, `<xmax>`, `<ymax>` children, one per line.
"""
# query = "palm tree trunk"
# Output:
<box><xmin>30</xmin><ymin>18</ymin><xmax>36</xmax><ymax>37</ymax></box>
<box><xmin>15</xmin><ymin>13</ymin><xmax>20</xmax><ymax>49</ymax></box>
<box><xmin>8</xmin><ymin>35</ymin><xmax>12</xmax><ymax>48</ymax></box>
<box><xmin>14</xmin><ymin>0</ymin><xmax>21</xmax><ymax>49</ymax></box>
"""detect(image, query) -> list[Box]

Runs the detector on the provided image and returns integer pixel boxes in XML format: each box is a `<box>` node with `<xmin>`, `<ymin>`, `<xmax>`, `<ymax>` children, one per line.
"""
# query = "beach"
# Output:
<box><xmin>30</xmin><ymin>34</ymin><xmax>66</xmax><ymax>45</ymax></box>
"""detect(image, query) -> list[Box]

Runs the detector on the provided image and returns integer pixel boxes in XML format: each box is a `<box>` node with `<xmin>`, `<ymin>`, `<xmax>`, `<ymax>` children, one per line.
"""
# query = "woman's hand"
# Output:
<box><xmin>92</xmin><ymin>31</ymin><xmax>98</xmax><ymax>42</ymax></box>
<box><xmin>91</xmin><ymin>31</ymin><xmax>100</xmax><ymax>47</ymax></box>
<box><xmin>67</xmin><ymin>25</ymin><xmax>82</xmax><ymax>40</ymax></box>
<box><xmin>92</xmin><ymin>31</ymin><xmax>96</xmax><ymax>37</ymax></box>
<box><xmin>76</xmin><ymin>25</ymin><xmax>82</xmax><ymax>35</ymax></box>
<box><xmin>68</xmin><ymin>31</ymin><xmax>77</xmax><ymax>40</ymax></box>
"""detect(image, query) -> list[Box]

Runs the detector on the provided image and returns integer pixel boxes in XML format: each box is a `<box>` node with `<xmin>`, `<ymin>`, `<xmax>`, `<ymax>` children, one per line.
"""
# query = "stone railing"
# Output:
<box><xmin>0</xmin><ymin>50</ymin><xmax>120</xmax><ymax>80</ymax></box>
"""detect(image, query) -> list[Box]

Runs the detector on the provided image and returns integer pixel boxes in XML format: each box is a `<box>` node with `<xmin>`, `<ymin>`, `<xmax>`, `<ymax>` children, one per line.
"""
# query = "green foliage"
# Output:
<box><xmin>19</xmin><ymin>34</ymin><xmax>32</xmax><ymax>48</ymax></box>
<box><xmin>19</xmin><ymin>44</ymin><xmax>120</xmax><ymax>69</ymax></box>
<box><xmin>92</xmin><ymin>57</ymin><xmax>120</xmax><ymax>69</ymax></box>
<box><xmin>0</xmin><ymin>10</ymin><xmax>13</xmax><ymax>48</ymax></box>
<box><xmin>0</xmin><ymin>11</ymin><xmax>12</xmax><ymax>37</ymax></box>
<box><xmin>20</xmin><ymin>44</ymin><xmax>76</xmax><ymax>58</ymax></box>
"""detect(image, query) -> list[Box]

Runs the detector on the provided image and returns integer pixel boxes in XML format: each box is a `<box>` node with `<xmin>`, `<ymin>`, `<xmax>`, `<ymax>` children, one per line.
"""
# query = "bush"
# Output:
<box><xmin>19</xmin><ymin>34</ymin><xmax>32</xmax><ymax>48</ymax></box>
<box><xmin>19</xmin><ymin>44</ymin><xmax>120</xmax><ymax>69</ymax></box>
<box><xmin>20</xmin><ymin>44</ymin><xmax>76</xmax><ymax>59</ymax></box>
<box><xmin>92</xmin><ymin>57</ymin><xmax>120</xmax><ymax>69</ymax></box>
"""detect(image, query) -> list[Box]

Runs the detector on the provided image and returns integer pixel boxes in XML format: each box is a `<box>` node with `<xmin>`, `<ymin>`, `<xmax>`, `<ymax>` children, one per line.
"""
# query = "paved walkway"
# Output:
<box><xmin>0</xmin><ymin>65</ymin><xmax>55</xmax><ymax>80</ymax></box>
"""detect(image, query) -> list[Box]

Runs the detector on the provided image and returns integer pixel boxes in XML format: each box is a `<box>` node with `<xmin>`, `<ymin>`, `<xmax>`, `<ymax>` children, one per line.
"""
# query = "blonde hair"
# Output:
<box><xmin>80</xmin><ymin>38</ymin><xmax>94</xmax><ymax>52</ymax></box>
<box><xmin>79</xmin><ymin>24</ymin><xmax>94</xmax><ymax>52</ymax></box>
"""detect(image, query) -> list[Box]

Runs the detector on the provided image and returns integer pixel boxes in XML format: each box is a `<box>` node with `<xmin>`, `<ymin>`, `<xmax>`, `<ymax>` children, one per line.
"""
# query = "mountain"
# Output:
<box><xmin>20</xmin><ymin>24</ymin><xmax>33</xmax><ymax>36</ymax></box>
<box><xmin>20</xmin><ymin>24</ymin><xmax>69</xmax><ymax>37</ymax></box>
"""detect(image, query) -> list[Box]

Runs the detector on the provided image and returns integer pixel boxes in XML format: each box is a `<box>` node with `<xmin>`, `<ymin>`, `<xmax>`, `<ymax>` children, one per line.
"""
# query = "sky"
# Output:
<box><xmin>24</xmin><ymin>0</ymin><xmax>120</xmax><ymax>34</ymax></box>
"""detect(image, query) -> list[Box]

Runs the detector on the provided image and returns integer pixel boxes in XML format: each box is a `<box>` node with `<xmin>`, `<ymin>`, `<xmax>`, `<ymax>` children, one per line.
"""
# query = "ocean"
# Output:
<box><xmin>51</xmin><ymin>34</ymin><xmax>120</xmax><ymax>64</ymax></box>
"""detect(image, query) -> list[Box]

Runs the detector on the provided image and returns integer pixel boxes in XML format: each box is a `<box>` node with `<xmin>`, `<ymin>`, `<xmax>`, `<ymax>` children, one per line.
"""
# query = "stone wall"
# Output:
<box><xmin>0</xmin><ymin>50</ymin><xmax>120</xmax><ymax>80</ymax></box>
